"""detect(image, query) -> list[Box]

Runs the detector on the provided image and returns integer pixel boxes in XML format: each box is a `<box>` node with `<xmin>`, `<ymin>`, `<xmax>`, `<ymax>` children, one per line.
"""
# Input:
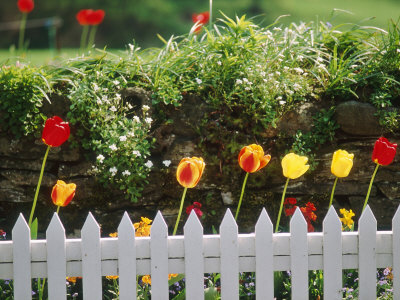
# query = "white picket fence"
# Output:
<box><xmin>1</xmin><ymin>205</ymin><xmax>400</xmax><ymax>299</ymax></box>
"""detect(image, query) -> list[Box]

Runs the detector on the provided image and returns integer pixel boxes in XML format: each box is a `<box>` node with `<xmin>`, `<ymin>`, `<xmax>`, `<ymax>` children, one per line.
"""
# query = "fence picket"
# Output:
<box><xmin>393</xmin><ymin>205</ymin><xmax>400</xmax><ymax>300</ymax></box>
<box><xmin>118</xmin><ymin>212</ymin><xmax>136</xmax><ymax>300</ymax></box>
<box><xmin>46</xmin><ymin>213</ymin><xmax>66</xmax><ymax>300</ymax></box>
<box><xmin>358</xmin><ymin>205</ymin><xmax>377</xmax><ymax>300</ymax></box>
<box><xmin>150</xmin><ymin>211</ymin><xmax>168</xmax><ymax>300</ymax></box>
<box><xmin>12</xmin><ymin>214</ymin><xmax>31</xmax><ymax>300</ymax></box>
<box><xmin>81</xmin><ymin>212</ymin><xmax>102</xmax><ymax>300</ymax></box>
<box><xmin>220</xmin><ymin>209</ymin><xmax>239</xmax><ymax>299</ymax></box>
<box><xmin>184</xmin><ymin>210</ymin><xmax>204</xmax><ymax>300</ymax></box>
<box><xmin>255</xmin><ymin>208</ymin><xmax>273</xmax><ymax>300</ymax></box>
<box><xmin>290</xmin><ymin>207</ymin><xmax>308</xmax><ymax>300</ymax></box>
<box><xmin>323</xmin><ymin>206</ymin><xmax>342</xmax><ymax>299</ymax></box>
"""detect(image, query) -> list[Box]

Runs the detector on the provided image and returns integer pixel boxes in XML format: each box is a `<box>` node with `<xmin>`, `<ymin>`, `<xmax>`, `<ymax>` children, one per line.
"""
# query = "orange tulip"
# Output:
<box><xmin>238</xmin><ymin>144</ymin><xmax>271</xmax><ymax>173</ymax></box>
<box><xmin>51</xmin><ymin>180</ymin><xmax>76</xmax><ymax>207</ymax></box>
<box><xmin>176</xmin><ymin>157</ymin><xmax>205</xmax><ymax>188</ymax></box>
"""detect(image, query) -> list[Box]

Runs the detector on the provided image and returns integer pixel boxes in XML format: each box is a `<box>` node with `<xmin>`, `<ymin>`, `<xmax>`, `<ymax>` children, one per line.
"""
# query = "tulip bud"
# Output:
<box><xmin>176</xmin><ymin>157</ymin><xmax>205</xmax><ymax>188</ymax></box>
<box><xmin>331</xmin><ymin>150</ymin><xmax>354</xmax><ymax>178</ymax></box>
<box><xmin>281</xmin><ymin>153</ymin><xmax>310</xmax><ymax>179</ymax></box>
<box><xmin>17</xmin><ymin>0</ymin><xmax>34</xmax><ymax>13</ymax></box>
<box><xmin>238</xmin><ymin>144</ymin><xmax>271</xmax><ymax>173</ymax></box>
<box><xmin>372</xmin><ymin>137</ymin><xmax>397</xmax><ymax>166</ymax></box>
<box><xmin>51</xmin><ymin>180</ymin><xmax>76</xmax><ymax>207</ymax></box>
<box><xmin>42</xmin><ymin>116</ymin><xmax>70</xmax><ymax>147</ymax></box>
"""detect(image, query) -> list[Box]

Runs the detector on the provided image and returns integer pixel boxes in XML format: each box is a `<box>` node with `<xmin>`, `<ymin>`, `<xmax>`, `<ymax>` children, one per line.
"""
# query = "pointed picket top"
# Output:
<box><xmin>12</xmin><ymin>213</ymin><xmax>30</xmax><ymax>236</ymax></box>
<box><xmin>255</xmin><ymin>208</ymin><xmax>274</xmax><ymax>300</ymax></box>
<box><xmin>323</xmin><ymin>206</ymin><xmax>342</xmax><ymax>300</ymax></box>
<box><xmin>151</xmin><ymin>211</ymin><xmax>168</xmax><ymax>235</ymax></box>
<box><xmin>358</xmin><ymin>204</ymin><xmax>377</xmax><ymax>299</ymax></box>
<box><xmin>323</xmin><ymin>206</ymin><xmax>342</xmax><ymax>229</ymax></box>
<box><xmin>118</xmin><ymin>212</ymin><xmax>137</xmax><ymax>300</ymax></box>
<box><xmin>359</xmin><ymin>205</ymin><xmax>377</xmax><ymax>228</ymax></box>
<box><xmin>81</xmin><ymin>211</ymin><xmax>100</xmax><ymax>233</ymax></box>
<box><xmin>12</xmin><ymin>213</ymin><xmax>32</xmax><ymax>300</ymax></box>
<box><xmin>46</xmin><ymin>212</ymin><xmax>65</xmax><ymax>236</ymax></box>
<box><xmin>151</xmin><ymin>211</ymin><xmax>169</xmax><ymax>299</ymax></box>
<box><xmin>290</xmin><ymin>206</ymin><xmax>307</xmax><ymax>228</ymax></box>
<box><xmin>220</xmin><ymin>208</ymin><xmax>238</xmax><ymax>233</ymax></box>
<box><xmin>393</xmin><ymin>205</ymin><xmax>400</xmax><ymax>300</ymax></box>
<box><xmin>184</xmin><ymin>210</ymin><xmax>202</xmax><ymax>232</ymax></box>
<box><xmin>393</xmin><ymin>205</ymin><xmax>400</xmax><ymax>227</ymax></box>
<box><xmin>118</xmin><ymin>211</ymin><xmax>135</xmax><ymax>235</ymax></box>
<box><xmin>290</xmin><ymin>207</ymin><xmax>308</xmax><ymax>300</ymax></box>
<box><xmin>255</xmin><ymin>208</ymin><xmax>273</xmax><ymax>232</ymax></box>
<box><xmin>184</xmin><ymin>210</ymin><xmax>204</xmax><ymax>300</ymax></box>
<box><xmin>46</xmin><ymin>213</ymin><xmax>67</xmax><ymax>300</ymax></box>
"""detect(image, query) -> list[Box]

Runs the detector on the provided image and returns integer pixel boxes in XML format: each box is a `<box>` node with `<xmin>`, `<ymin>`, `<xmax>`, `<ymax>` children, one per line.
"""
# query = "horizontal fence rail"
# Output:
<box><xmin>1</xmin><ymin>205</ymin><xmax>399</xmax><ymax>299</ymax></box>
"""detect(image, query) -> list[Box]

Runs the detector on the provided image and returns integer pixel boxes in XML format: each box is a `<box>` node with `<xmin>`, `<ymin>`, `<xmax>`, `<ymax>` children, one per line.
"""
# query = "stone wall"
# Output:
<box><xmin>0</xmin><ymin>91</ymin><xmax>399</xmax><ymax>236</ymax></box>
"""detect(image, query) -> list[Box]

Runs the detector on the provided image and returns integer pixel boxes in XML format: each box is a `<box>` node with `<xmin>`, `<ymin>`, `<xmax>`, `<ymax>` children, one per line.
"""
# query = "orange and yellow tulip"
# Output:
<box><xmin>51</xmin><ymin>180</ymin><xmax>76</xmax><ymax>207</ymax></box>
<box><xmin>176</xmin><ymin>157</ymin><xmax>205</xmax><ymax>188</ymax></box>
<box><xmin>238</xmin><ymin>144</ymin><xmax>271</xmax><ymax>173</ymax></box>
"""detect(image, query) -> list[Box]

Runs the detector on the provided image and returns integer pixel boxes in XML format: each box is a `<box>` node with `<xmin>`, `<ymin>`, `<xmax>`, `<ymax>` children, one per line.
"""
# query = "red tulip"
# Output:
<box><xmin>372</xmin><ymin>137</ymin><xmax>397</xmax><ymax>166</ymax></box>
<box><xmin>186</xmin><ymin>202</ymin><xmax>203</xmax><ymax>218</ymax></box>
<box><xmin>51</xmin><ymin>180</ymin><xmax>76</xmax><ymax>207</ymax></box>
<box><xmin>192</xmin><ymin>11</ymin><xmax>209</xmax><ymax>32</ymax></box>
<box><xmin>76</xmin><ymin>9</ymin><xmax>92</xmax><ymax>25</ymax></box>
<box><xmin>41</xmin><ymin>116</ymin><xmax>70</xmax><ymax>147</ymax></box>
<box><xmin>87</xmin><ymin>9</ymin><xmax>105</xmax><ymax>26</ymax></box>
<box><xmin>17</xmin><ymin>0</ymin><xmax>34</xmax><ymax>13</ymax></box>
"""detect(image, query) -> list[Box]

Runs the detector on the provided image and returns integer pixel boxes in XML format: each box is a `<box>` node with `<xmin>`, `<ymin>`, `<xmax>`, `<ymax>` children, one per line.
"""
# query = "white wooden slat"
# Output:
<box><xmin>323</xmin><ymin>206</ymin><xmax>342</xmax><ymax>299</ymax></box>
<box><xmin>393</xmin><ymin>205</ymin><xmax>400</xmax><ymax>299</ymax></box>
<box><xmin>358</xmin><ymin>205</ymin><xmax>377</xmax><ymax>300</ymax></box>
<box><xmin>118</xmin><ymin>212</ymin><xmax>136</xmax><ymax>300</ymax></box>
<box><xmin>184</xmin><ymin>210</ymin><xmax>204</xmax><ymax>300</ymax></box>
<box><xmin>220</xmin><ymin>209</ymin><xmax>239</xmax><ymax>299</ymax></box>
<box><xmin>81</xmin><ymin>212</ymin><xmax>102</xmax><ymax>300</ymax></box>
<box><xmin>290</xmin><ymin>207</ymin><xmax>308</xmax><ymax>300</ymax></box>
<box><xmin>12</xmin><ymin>213</ymin><xmax>32</xmax><ymax>300</ymax></box>
<box><xmin>150</xmin><ymin>211</ymin><xmax>169</xmax><ymax>300</ymax></box>
<box><xmin>255</xmin><ymin>208</ymin><xmax>273</xmax><ymax>300</ymax></box>
<box><xmin>46</xmin><ymin>213</ymin><xmax>66</xmax><ymax>300</ymax></box>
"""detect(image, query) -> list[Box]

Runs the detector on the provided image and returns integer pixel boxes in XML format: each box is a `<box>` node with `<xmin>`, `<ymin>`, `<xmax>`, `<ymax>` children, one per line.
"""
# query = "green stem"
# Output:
<box><xmin>209</xmin><ymin>0</ymin><xmax>213</xmax><ymax>30</ymax></box>
<box><xmin>29</xmin><ymin>146</ymin><xmax>50</xmax><ymax>227</ymax></box>
<box><xmin>18</xmin><ymin>13</ymin><xmax>27</xmax><ymax>51</ymax></box>
<box><xmin>38</xmin><ymin>278</ymin><xmax>46</xmax><ymax>300</ymax></box>
<box><xmin>275</xmin><ymin>177</ymin><xmax>290</xmax><ymax>233</ymax></box>
<box><xmin>172</xmin><ymin>187</ymin><xmax>188</xmax><ymax>236</ymax></box>
<box><xmin>87</xmin><ymin>25</ymin><xmax>98</xmax><ymax>50</ymax></box>
<box><xmin>328</xmin><ymin>177</ymin><xmax>339</xmax><ymax>208</ymax></box>
<box><xmin>235</xmin><ymin>172</ymin><xmax>249</xmax><ymax>220</ymax></box>
<box><xmin>362</xmin><ymin>163</ymin><xmax>380</xmax><ymax>212</ymax></box>
<box><xmin>80</xmin><ymin>25</ymin><xmax>89</xmax><ymax>52</ymax></box>
<box><xmin>56</xmin><ymin>205</ymin><xmax>60</xmax><ymax>214</ymax></box>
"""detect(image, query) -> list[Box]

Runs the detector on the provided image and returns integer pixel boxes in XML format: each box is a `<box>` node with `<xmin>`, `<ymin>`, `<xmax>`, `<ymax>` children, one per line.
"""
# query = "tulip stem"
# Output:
<box><xmin>329</xmin><ymin>177</ymin><xmax>339</xmax><ymax>208</ymax></box>
<box><xmin>209</xmin><ymin>0</ymin><xmax>213</xmax><ymax>30</ymax></box>
<box><xmin>87</xmin><ymin>25</ymin><xmax>97</xmax><ymax>50</ymax></box>
<box><xmin>18</xmin><ymin>13</ymin><xmax>27</xmax><ymax>51</ymax></box>
<box><xmin>80</xmin><ymin>25</ymin><xmax>89</xmax><ymax>52</ymax></box>
<box><xmin>29</xmin><ymin>146</ymin><xmax>50</xmax><ymax>227</ymax></box>
<box><xmin>56</xmin><ymin>205</ymin><xmax>60</xmax><ymax>214</ymax></box>
<box><xmin>173</xmin><ymin>187</ymin><xmax>187</xmax><ymax>236</ymax></box>
<box><xmin>235</xmin><ymin>172</ymin><xmax>249</xmax><ymax>220</ymax></box>
<box><xmin>275</xmin><ymin>177</ymin><xmax>290</xmax><ymax>233</ymax></box>
<box><xmin>362</xmin><ymin>163</ymin><xmax>380</xmax><ymax>212</ymax></box>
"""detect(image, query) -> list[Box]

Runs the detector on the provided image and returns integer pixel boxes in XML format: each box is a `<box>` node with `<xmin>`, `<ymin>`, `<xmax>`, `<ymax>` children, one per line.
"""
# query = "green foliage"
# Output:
<box><xmin>0</xmin><ymin>64</ymin><xmax>50</xmax><ymax>138</ymax></box>
<box><xmin>66</xmin><ymin>55</ymin><xmax>154</xmax><ymax>202</ymax></box>
<box><xmin>291</xmin><ymin>107</ymin><xmax>339</xmax><ymax>168</ymax></box>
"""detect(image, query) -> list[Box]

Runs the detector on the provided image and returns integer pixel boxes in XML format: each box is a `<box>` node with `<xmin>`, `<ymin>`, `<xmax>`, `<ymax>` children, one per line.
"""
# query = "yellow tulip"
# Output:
<box><xmin>281</xmin><ymin>153</ymin><xmax>310</xmax><ymax>179</ymax></box>
<box><xmin>331</xmin><ymin>150</ymin><xmax>354</xmax><ymax>178</ymax></box>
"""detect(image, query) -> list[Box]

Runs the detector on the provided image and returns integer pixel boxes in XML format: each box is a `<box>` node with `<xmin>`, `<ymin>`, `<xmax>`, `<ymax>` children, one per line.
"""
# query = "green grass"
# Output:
<box><xmin>0</xmin><ymin>48</ymin><xmax>126</xmax><ymax>66</ymax></box>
